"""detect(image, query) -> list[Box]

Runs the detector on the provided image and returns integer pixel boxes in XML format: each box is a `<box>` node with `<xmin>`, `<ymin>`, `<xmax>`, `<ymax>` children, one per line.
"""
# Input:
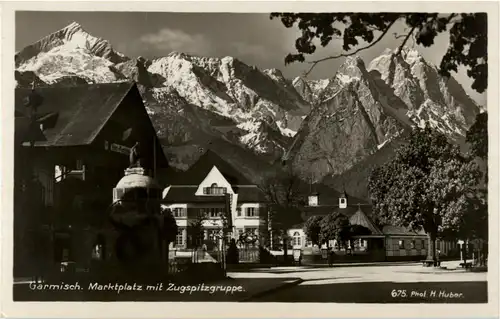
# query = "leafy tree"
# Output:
<box><xmin>187</xmin><ymin>211</ymin><xmax>207</xmax><ymax>250</ymax></box>
<box><xmin>259</xmin><ymin>165</ymin><xmax>305</xmax><ymax>261</ymax></box>
<box><xmin>319</xmin><ymin>212</ymin><xmax>351</xmax><ymax>249</ymax></box>
<box><xmin>270</xmin><ymin>13</ymin><xmax>487</xmax><ymax>93</ymax></box>
<box><xmin>368</xmin><ymin>127</ymin><xmax>483</xmax><ymax>263</ymax></box>
<box><xmin>466</xmin><ymin>112</ymin><xmax>488</xmax><ymax>162</ymax></box>
<box><xmin>161</xmin><ymin>208</ymin><xmax>178</xmax><ymax>261</ymax></box>
<box><xmin>303</xmin><ymin>215</ymin><xmax>323</xmax><ymax>246</ymax></box>
<box><xmin>465</xmin><ymin>113</ymin><xmax>488</xmax><ymax>265</ymax></box>
<box><xmin>238</xmin><ymin>230</ymin><xmax>259</xmax><ymax>248</ymax></box>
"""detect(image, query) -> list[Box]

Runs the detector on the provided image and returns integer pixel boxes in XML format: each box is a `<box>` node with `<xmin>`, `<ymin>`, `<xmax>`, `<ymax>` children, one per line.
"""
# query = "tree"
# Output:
<box><xmin>259</xmin><ymin>165</ymin><xmax>305</xmax><ymax>262</ymax></box>
<box><xmin>161</xmin><ymin>208</ymin><xmax>178</xmax><ymax>261</ymax></box>
<box><xmin>368</xmin><ymin>127</ymin><xmax>483</xmax><ymax>263</ymax></box>
<box><xmin>270</xmin><ymin>13</ymin><xmax>487</xmax><ymax>93</ymax></box>
<box><xmin>427</xmin><ymin>158</ymin><xmax>485</xmax><ymax>265</ymax></box>
<box><xmin>187</xmin><ymin>211</ymin><xmax>207</xmax><ymax>251</ymax></box>
<box><xmin>303</xmin><ymin>215</ymin><xmax>323</xmax><ymax>246</ymax></box>
<box><xmin>466</xmin><ymin>112</ymin><xmax>488</xmax><ymax>160</ymax></box>
<box><xmin>319</xmin><ymin>212</ymin><xmax>351</xmax><ymax>249</ymax></box>
<box><xmin>464</xmin><ymin>113</ymin><xmax>488</xmax><ymax>265</ymax></box>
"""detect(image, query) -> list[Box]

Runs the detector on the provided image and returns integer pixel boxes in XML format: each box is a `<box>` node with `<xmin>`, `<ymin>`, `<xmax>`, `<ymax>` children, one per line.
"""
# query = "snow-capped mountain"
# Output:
<box><xmin>15</xmin><ymin>22</ymin><xmax>481</xmax><ymax>183</ymax></box>
<box><xmin>368</xmin><ymin>48</ymin><xmax>480</xmax><ymax>138</ymax></box>
<box><xmin>289</xmin><ymin>49</ymin><xmax>480</xmax><ymax>182</ymax></box>
<box><xmin>15</xmin><ymin>22</ymin><xmax>309</xmax><ymax>177</ymax></box>
<box><xmin>288</xmin><ymin>56</ymin><xmax>411</xmax><ymax>181</ymax></box>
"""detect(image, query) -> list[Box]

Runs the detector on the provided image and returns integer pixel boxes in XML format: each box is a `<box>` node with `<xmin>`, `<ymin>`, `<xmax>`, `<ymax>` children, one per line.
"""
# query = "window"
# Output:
<box><xmin>91</xmin><ymin>235</ymin><xmax>105</xmax><ymax>260</ymax></box>
<box><xmin>398</xmin><ymin>240</ymin><xmax>405</xmax><ymax>249</ymax></box>
<box><xmin>308</xmin><ymin>195</ymin><xmax>318</xmax><ymax>207</ymax></box>
<box><xmin>360</xmin><ymin>239</ymin><xmax>365</xmax><ymax>248</ymax></box>
<box><xmin>209</xmin><ymin>208</ymin><xmax>219</xmax><ymax>218</ymax></box>
<box><xmin>203</xmin><ymin>183</ymin><xmax>227</xmax><ymax>195</ymax></box>
<box><xmin>76</xmin><ymin>159</ymin><xmax>84</xmax><ymax>170</ymax></box>
<box><xmin>245</xmin><ymin>227</ymin><xmax>258</xmax><ymax>236</ymax></box>
<box><xmin>207</xmin><ymin>229</ymin><xmax>220</xmax><ymax>241</ymax></box>
<box><xmin>172</xmin><ymin>208</ymin><xmax>186</xmax><ymax>218</ymax></box>
<box><xmin>411</xmin><ymin>240</ymin><xmax>416</xmax><ymax>249</ymax></box>
<box><xmin>246</xmin><ymin>207</ymin><xmax>258</xmax><ymax>217</ymax></box>
<box><xmin>292</xmin><ymin>232</ymin><xmax>302</xmax><ymax>246</ymax></box>
<box><xmin>175</xmin><ymin>229</ymin><xmax>184</xmax><ymax>247</ymax></box>
<box><xmin>203</xmin><ymin>208</ymin><xmax>223</xmax><ymax>218</ymax></box>
<box><xmin>237</xmin><ymin>207</ymin><xmax>242</xmax><ymax>217</ymax></box>
<box><xmin>339</xmin><ymin>197</ymin><xmax>347</xmax><ymax>208</ymax></box>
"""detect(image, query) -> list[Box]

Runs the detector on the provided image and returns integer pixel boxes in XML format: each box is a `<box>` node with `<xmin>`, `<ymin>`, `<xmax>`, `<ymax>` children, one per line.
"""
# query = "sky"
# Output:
<box><xmin>15</xmin><ymin>11</ymin><xmax>486</xmax><ymax>106</ymax></box>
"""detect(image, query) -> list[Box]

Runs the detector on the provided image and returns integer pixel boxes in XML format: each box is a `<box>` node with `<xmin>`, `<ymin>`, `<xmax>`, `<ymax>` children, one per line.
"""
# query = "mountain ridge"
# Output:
<box><xmin>15</xmin><ymin>22</ymin><xmax>481</xmax><ymax>186</ymax></box>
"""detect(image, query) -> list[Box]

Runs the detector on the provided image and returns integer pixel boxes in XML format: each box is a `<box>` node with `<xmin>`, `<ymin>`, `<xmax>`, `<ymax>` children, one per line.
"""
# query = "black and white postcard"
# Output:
<box><xmin>1</xmin><ymin>1</ymin><xmax>498</xmax><ymax>318</ymax></box>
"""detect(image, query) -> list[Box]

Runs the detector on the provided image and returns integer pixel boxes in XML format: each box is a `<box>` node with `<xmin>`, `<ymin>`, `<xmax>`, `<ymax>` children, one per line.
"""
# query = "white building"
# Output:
<box><xmin>161</xmin><ymin>150</ymin><xmax>268</xmax><ymax>251</ymax></box>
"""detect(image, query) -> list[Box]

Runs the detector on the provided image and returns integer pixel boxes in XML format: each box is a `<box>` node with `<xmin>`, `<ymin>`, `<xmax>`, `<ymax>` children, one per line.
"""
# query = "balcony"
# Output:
<box><xmin>203</xmin><ymin>186</ymin><xmax>227</xmax><ymax>195</ymax></box>
<box><xmin>203</xmin><ymin>183</ymin><xmax>227</xmax><ymax>195</ymax></box>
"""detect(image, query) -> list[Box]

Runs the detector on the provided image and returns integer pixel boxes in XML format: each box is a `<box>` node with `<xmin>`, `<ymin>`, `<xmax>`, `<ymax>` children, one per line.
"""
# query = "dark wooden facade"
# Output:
<box><xmin>13</xmin><ymin>82</ymin><xmax>168</xmax><ymax>278</ymax></box>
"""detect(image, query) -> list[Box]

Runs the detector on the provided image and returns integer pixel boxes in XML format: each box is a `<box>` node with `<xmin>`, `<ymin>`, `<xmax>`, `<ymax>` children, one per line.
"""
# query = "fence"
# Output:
<box><xmin>238</xmin><ymin>247</ymin><xmax>260</xmax><ymax>263</ymax></box>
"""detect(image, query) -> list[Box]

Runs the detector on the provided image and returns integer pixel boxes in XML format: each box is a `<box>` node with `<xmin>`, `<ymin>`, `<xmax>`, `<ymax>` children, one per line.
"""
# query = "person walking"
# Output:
<box><xmin>327</xmin><ymin>249</ymin><xmax>334</xmax><ymax>267</ymax></box>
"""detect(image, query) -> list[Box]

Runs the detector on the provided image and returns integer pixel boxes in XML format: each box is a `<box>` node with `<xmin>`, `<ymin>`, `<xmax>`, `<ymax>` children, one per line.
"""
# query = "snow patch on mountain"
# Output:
<box><xmin>368</xmin><ymin>47</ymin><xmax>480</xmax><ymax>140</ymax></box>
<box><xmin>15</xmin><ymin>22</ymin><xmax>128</xmax><ymax>67</ymax></box>
<box><xmin>17</xmin><ymin>46</ymin><xmax>126</xmax><ymax>84</ymax></box>
<box><xmin>276</xmin><ymin>120</ymin><xmax>297</xmax><ymax>137</ymax></box>
<box><xmin>15</xmin><ymin>22</ymin><xmax>481</xmax><ymax>180</ymax></box>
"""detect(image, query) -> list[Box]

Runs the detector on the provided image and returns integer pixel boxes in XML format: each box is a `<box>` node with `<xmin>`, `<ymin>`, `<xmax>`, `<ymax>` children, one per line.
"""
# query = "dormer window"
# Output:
<box><xmin>203</xmin><ymin>183</ymin><xmax>227</xmax><ymax>195</ymax></box>
<box><xmin>339</xmin><ymin>197</ymin><xmax>347</xmax><ymax>209</ymax></box>
<box><xmin>308</xmin><ymin>194</ymin><xmax>318</xmax><ymax>207</ymax></box>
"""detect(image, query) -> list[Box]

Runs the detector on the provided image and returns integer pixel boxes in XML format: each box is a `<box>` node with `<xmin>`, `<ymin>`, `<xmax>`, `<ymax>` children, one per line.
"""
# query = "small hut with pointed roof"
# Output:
<box><xmin>288</xmin><ymin>185</ymin><xmax>432</xmax><ymax>262</ymax></box>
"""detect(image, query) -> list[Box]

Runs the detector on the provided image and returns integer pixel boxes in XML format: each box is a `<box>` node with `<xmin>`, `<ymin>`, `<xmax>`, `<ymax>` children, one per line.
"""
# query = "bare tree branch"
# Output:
<box><xmin>396</xmin><ymin>25</ymin><xmax>417</xmax><ymax>54</ymax></box>
<box><xmin>446</xmin><ymin>13</ymin><xmax>458</xmax><ymax>25</ymax></box>
<box><xmin>393</xmin><ymin>32</ymin><xmax>409</xmax><ymax>40</ymax></box>
<box><xmin>302</xmin><ymin>19</ymin><xmax>399</xmax><ymax>77</ymax></box>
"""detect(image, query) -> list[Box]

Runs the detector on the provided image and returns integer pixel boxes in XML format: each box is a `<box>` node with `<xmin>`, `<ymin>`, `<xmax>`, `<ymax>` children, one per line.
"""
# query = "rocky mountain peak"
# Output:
<box><xmin>15</xmin><ymin>23</ymin><xmax>481</xmax><ymax>183</ymax></box>
<box><xmin>337</xmin><ymin>55</ymin><xmax>368</xmax><ymax>80</ymax></box>
<box><xmin>16</xmin><ymin>22</ymin><xmax>129</xmax><ymax>67</ymax></box>
<box><xmin>63</xmin><ymin>21</ymin><xmax>84</xmax><ymax>32</ymax></box>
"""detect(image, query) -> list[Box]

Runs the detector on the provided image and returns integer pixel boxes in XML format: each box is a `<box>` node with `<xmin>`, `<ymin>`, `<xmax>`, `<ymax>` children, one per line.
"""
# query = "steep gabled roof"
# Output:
<box><xmin>302</xmin><ymin>205</ymin><xmax>368</xmax><ymax>219</ymax></box>
<box><xmin>15</xmin><ymin>117</ymin><xmax>46</xmax><ymax>145</ymax></box>
<box><xmin>15</xmin><ymin>82</ymin><xmax>135</xmax><ymax>146</ymax></box>
<box><xmin>163</xmin><ymin>186</ymin><xmax>226</xmax><ymax>203</ymax></box>
<box><xmin>381</xmin><ymin>225</ymin><xmax>427</xmax><ymax>237</ymax></box>
<box><xmin>169</xmin><ymin>149</ymin><xmax>253</xmax><ymax>185</ymax></box>
<box><xmin>162</xmin><ymin>185</ymin><xmax>267</xmax><ymax>203</ymax></box>
<box><xmin>309</xmin><ymin>183</ymin><xmax>366</xmax><ymax>206</ymax></box>
<box><xmin>349</xmin><ymin>207</ymin><xmax>383</xmax><ymax>235</ymax></box>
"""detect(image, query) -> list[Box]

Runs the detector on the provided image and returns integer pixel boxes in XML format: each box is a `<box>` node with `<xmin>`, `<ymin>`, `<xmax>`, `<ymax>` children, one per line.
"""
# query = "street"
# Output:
<box><xmin>14</xmin><ymin>262</ymin><xmax>487</xmax><ymax>303</ymax></box>
<box><xmin>231</xmin><ymin>262</ymin><xmax>488</xmax><ymax>303</ymax></box>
